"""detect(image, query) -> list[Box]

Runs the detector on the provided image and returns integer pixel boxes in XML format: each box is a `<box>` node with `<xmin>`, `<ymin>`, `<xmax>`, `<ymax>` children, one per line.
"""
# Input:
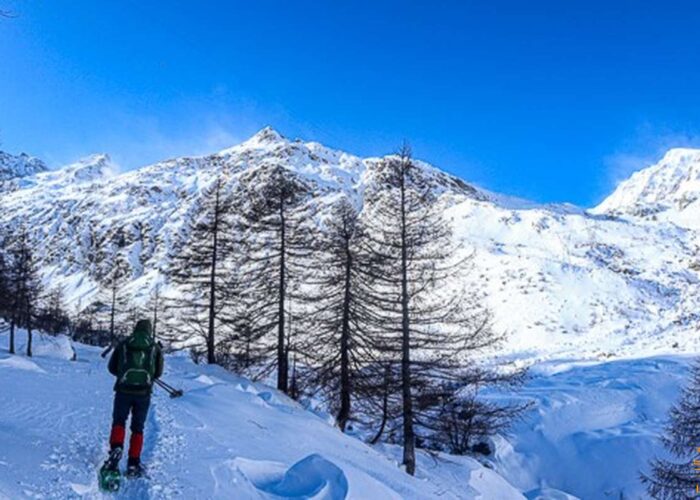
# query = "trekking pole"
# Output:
<box><xmin>155</xmin><ymin>378</ymin><xmax>177</xmax><ymax>392</ymax></box>
<box><xmin>162</xmin><ymin>381</ymin><xmax>184</xmax><ymax>398</ymax></box>
<box><xmin>155</xmin><ymin>379</ymin><xmax>184</xmax><ymax>398</ymax></box>
<box><xmin>154</xmin><ymin>379</ymin><xmax>173</xmax><ymax>395</ymax></box>
<box><xmin>156</xmin><ymin>378</ymin><xmax>173</xmax><ymax>390</ymax></box>
<box><xmin>155</xmin><ymin>379</ymin><xmax>182</xmax><ymax>398</ymax></box>
<box><xmin>100</xmin><ymin>341</ymin><xmax>116</xmax><ymax>359</ymax></box>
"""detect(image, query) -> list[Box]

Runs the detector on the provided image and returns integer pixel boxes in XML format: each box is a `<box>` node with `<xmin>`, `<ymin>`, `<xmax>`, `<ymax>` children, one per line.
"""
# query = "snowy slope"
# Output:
<box><xmin>493</xmin><ymin>356</ymin><xmax>691</xmax><ymax>499</ymax></box>
<box><xmin>0</xmin><ymin>331</ymin><xmax>522</xmax><ymax>499</ymax></box>
<box><xmin>449</xmin><ymin>198</ymin><xmax>698</xmax><ymax>362</ymax></box>
<box><xmin>1</xmin><ymin>130</ymin><xmax>699</xmax><ymax>363</ymax></box>
<box><xmin>2</xmin><ymin>331</ymin><xmax>693</xmax><ymax>499</ymax></box>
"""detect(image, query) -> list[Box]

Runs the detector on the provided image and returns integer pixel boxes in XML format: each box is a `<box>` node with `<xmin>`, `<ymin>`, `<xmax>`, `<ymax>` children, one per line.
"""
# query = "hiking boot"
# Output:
<box><xmin>126</xmin><ymin>458</ymin><xmax>144</xmax><ymax>478</ymax></box>
<box><xmin>104</xmin><ymin>446</ymin><xmax>123</xmax><ymax>471</ymax></box>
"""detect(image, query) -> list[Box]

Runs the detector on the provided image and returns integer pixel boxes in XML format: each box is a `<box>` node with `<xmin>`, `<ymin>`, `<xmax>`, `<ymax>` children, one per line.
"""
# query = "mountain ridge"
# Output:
<box><xmin>7</xmin><ymin>130</ymin><xmax>700</xmax><ymax>215</ymax></box>
<box><xmin>1</xmin><ymin>129</ymin><xmax>698</xmax><ymax>363</ymax></box>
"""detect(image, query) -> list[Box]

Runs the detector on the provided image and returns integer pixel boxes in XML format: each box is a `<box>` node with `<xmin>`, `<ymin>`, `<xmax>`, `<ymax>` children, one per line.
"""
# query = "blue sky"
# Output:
<box><xmin>2</xmin><ymin>1</ymin><xmax>700</xmax><ymax>205</ymax></box>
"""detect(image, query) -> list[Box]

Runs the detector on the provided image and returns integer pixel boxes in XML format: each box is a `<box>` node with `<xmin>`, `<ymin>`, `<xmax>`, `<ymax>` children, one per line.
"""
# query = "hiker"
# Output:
<box><xmin>105</xmin><ymin>319</ymin><xmax>164</xmax><ymax>477</ymax></box>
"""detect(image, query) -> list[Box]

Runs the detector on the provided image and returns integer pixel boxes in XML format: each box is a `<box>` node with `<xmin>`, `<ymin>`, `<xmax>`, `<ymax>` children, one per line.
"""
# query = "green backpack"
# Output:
<box><xmin>117</xmin><ymin>329</ymin><xmax>157</xmax><ymax>392</ymax></box>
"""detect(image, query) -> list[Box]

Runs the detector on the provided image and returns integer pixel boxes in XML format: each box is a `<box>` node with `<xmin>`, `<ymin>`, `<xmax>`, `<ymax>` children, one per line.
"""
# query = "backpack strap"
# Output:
<box><xmin>140</xmin><ymin>344</ymin><xmax>155</xmax><ymax>380</ymax></box>
<box><xmin>117</xmin><ymin>342</ymin><xmax>128</xmax><ymax>379</ymax></box>
<box><xmin>147</xmin><ymin>344</ymin><xmax>157</xmax><ymax>378</ymax></box>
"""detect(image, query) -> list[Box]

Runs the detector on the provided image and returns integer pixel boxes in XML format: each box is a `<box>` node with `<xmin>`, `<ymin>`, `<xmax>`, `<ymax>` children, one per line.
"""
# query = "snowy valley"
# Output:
<box><xmin>2</xmin><ymin>129</ymin><xmax>700</xmax><ymax>499</ymax></box>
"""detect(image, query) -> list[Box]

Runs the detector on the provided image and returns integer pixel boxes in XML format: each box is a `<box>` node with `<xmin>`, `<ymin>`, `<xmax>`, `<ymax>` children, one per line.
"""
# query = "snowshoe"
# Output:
<box><xmin>99</xmin><ymin>447</ymin><xmax>123</xmax><ymax>492</ymax></box>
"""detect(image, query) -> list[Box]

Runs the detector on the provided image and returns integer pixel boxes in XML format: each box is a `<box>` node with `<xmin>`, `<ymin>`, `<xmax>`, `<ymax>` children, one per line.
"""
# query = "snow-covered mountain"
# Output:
<box><xmin>593</xmin><ymin>148</ymin><xmax>700</xmax><ymax>230</ymax></box>
<box><xmin>0</xmin><ymin>150</ymin><xmax>47</xmax><ymax>179</ymax></box>
<box><xmin>0</xmin><ymin>150</ymin><xmax>48</xmax><ymax>191</ymax></box>
<box><xmin>1</xmin><ymin>129</ymin><xmax>699</xmax><ymax>363</ymax></box>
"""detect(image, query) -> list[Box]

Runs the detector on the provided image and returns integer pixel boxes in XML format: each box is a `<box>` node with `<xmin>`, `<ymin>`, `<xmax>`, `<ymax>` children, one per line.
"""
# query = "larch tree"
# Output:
<box><xmin>0</xmin><ymin>243</ymin><xmax>16</xmax><ymax>353</ymax></box>
<box><xmin>237</xmin><ymin>164</ymin><xmax>317</xmax><ymax>394</ymax></box>
<box><xmin>10</xmin><ymin>228</ymin><xmax>43</xmax><ymax>357</ymax></box>
<box><xmin>90</xmin><ymin>225</ymin><xmax>133</xmax><ymax>350</ymax></box>
<box><xmin>150</xmin><ymin>282</ymin><xmax>160</xmax><ymax>342</ymax></box>
<box><xmin>104</xmin><ymin>260</ymin><xmax>130</xmax><ymax>344</ymax></box>
<box><xmin>360</xmin><ymin>144</ymin><xmax>507</xmax><ymax>475</ymax></box>
<box><xmin>165</xmin><ymin>170</ymin><xmax>240</xmax><ymax>364</ymax></box>
<box><xmin>35</xmin><ymin>287</ymin><xmax>71</xmax><ymax>336</ymax></box>
<box><xmin>296</xmin><ymin>196</ymin><xmax>386</xmax><ymax>431</ymax></box>
<box><xmin>138</xmin><ymin>268</ymin><xmax>165</xmax><ymax>344</ymax></box>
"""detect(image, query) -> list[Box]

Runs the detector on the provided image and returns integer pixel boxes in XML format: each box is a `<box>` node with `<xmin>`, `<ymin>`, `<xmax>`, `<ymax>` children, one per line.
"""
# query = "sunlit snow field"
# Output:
<box><xmin>0</xmin><ymin>330</ymin><xmax>690</xmax><ymax>499</ymax></box>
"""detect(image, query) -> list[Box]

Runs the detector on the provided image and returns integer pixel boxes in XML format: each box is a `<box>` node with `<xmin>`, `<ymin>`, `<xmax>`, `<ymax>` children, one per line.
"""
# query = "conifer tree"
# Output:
<box><xmin>139</xmin><ymin>268</ymin><xmax>165</xmax><ymax>344</ymax></box>
<box><xmin>150</xmin><ymin>282</ymin><xmax>160</xmax><ymax>342</ymax></box>
<box><xmin>642</xmin><ymin>361</ymin><xmax>700</xmax><ymax>499</ymax></box>
<box><xmin>165</xmin><ymin>171</ymin><xmax>240</xmax><ymax>364</ymax></box>
<box><xmin>237</xmin><ymin>165</ymin><xmax>316</xmax><ymax>393</ymax></box>
<box><xmin>360</xmin><ymin>144</ymin><xmax>503</xmax><ymax>475</ymax></box>
<box><xmin>104</xmin><ymin>260</ymin><xmax>130</xmax><ymax>343</ymax></box>
<box><xmin>10</xmin><ymin>228</ymin><xmax>43</xmax><ymax>357</ymax></box>
<box><xmin>296</xmin><ymin>197</ymin><xmax>384</xmax><ymax>430</ymax></box>
<box><xmin>0</xmin><ymin>246</ymin><xmax>14</xmax><ymax>352</ymax></box>
<box><xmin>0</xmin><ymin>233</ymin><xmax>19</xmax><ymax>354</ymax></box>
<box><xmin>0</xmin><ymin>252</ymin><xmax>7</xmax><ymax>311</ymax></box>
<box><xmin>216</xmin><ymin>308</ymin><xmax>269</xmax><ymax>374</ymax></box>
<box><xmin>36</xmin><ymin>287</ymin><xmax>70</xmax><ymax>335</ymax></box>
<box><xmin>71</xmin><ymin>304</ymin><xmax>102</xmax><ymax>346</ymax></box>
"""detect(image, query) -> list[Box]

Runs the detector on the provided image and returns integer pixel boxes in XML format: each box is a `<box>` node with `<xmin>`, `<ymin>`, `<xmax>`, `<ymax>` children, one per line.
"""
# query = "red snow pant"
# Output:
<box><xmin>109</xmin><ymin>392</ymin><xmax>151</xmax><ymax>461</ymax></box>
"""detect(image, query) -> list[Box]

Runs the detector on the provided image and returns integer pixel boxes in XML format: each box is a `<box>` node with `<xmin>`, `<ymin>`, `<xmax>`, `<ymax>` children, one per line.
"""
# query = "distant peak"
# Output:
<box><xmin>56</xmin><ymin>153</ymin><xmax>116</xmax><ymax>182</ymax></box>
<box><xmin>216</xmin><ymin>127</ymin><xmax>289</xmax><ymax>156</ymax></box>
<box><xmin>593</xmin><ymin>146</ymin><xmax>700</xmax><ymax>218</ymax></box>
<box><xmin>249</xmin><ymin>126</ymin><xmax>285</xmax><ymax>144</ymax></box>
<box><xmin>71</xmin><ymin>153</ymin><xmax>110</xmax><ymax>165</ymax></box>
<box><xmin>658</xmin><ymin>147</ymin><xmax>700</xmax><ymax>163</ymax></box>
<box><xmin>0</xmin><ymin>150</ymin><xmax>48</xmax><ymax>180</ymax></box>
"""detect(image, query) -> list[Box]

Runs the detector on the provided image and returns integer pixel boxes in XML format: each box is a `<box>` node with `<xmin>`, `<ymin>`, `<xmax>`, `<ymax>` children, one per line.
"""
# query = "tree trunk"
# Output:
<box><xmin>152</xmin><ymin>286</ymin><xmax>159</xmax><ymax>342</ymax></box>
<box><xmin>277</xmin><ymin>196</ymin><xmax>288</xmax><ymax>393</ymax></box>
<box><xmin>337</xmin><ymin>246</ymin><xmax>353</xmax><ymax>431</ymax></box>
<box><xmin>370</xmin><ymin>364</ymin><xmax>391</xmax><ymax>445</ymax></box>
<box><xmin>207</xmin><ymin>185</ymin><xmax>220</xmax><ymax>365</ymax></box>
<box><xmin>109</xmin><ymin>286</ymin><xmax>116</xmax><ymax>342</ymax></box>
<box><xmin>26</xmin><ymin>324</ymin><xmax>32</xmax><ymax>358</ymax></box>
<box><xmin>399</xmin><ymin>165</ymin><xmax>416</xmax><ymax>476</ymax></box>
<box><xmin>9</xmin><ymin>318</ymin><xmax>15</xmax><ymax>354</ymax></box>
